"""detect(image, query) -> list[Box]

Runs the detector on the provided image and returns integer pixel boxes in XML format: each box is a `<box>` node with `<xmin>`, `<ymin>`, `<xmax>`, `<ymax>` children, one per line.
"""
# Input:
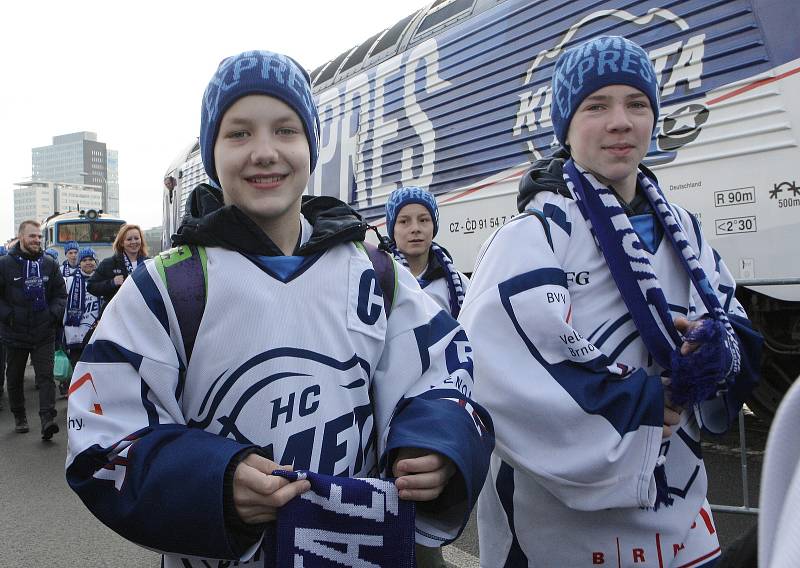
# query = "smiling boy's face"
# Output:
<box><xmin>213</xmin><ymin>94</ymin><xmax>311</xmax><ymax>238</ymax></box>
<box><xmin>566</xmin><ymin>84</ymin><xmax>654</xmax><ymax>196</ymax></box>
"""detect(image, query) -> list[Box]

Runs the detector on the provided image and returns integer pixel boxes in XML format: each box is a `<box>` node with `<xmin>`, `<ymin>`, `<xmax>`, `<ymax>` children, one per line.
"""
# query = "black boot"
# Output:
<box><xmin>41</xmin><ymin>417</ymin><xmax>59</xmax><ymax>440</ymax></box>
<box><xmin>15</xmin><ymin>415</ymin><xmax>29</xmax><ymax>433</ymax></box>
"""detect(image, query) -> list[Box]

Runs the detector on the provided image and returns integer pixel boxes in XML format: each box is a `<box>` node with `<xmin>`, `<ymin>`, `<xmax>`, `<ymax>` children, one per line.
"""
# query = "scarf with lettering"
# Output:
<box><xmin>62</xmin><ymin>260</ymin><xmax>79</xmax><ymax>278</ymax></box>
<box><xmin>564</xmin><ymin>160</ymin><xmax>742</xmax><ymax>510</ymax></box>
<box><xmin>65</xmin><ymin>271</ymin><xmax>86</xmax><ymax>327</ymax></box>
<box><xmin>263</xmin><ymin>470</ymin><xmax>416</xmax><ymax>567</ymax></box>
<box><xmin>122</xmin><ymin>253</ymin><xmax>136</xmax><ymax>275</ymax></box>
<box><xmin>15</xmin><ymin>254</ymin><xmax>47</xmax><ymax>312</ymax></box>
<box><xmin>389</xmin><ymin>242</ymin><xmax>466</xmax><ymax>318</ymax></box>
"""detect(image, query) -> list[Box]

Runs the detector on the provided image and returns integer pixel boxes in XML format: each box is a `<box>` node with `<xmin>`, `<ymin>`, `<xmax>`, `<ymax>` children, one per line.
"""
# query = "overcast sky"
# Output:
<box><xmin>0</xmin><ymin>0</ymin><xmax>428</xmax><ymax>239</ymax></box>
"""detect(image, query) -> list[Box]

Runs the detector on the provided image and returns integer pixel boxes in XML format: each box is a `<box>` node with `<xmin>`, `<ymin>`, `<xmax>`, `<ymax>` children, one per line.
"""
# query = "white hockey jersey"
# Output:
<box><xmin>419</xmin><ymin>272</ymin><xmax>470</xmax><ymax>315</ymax></box>
<box><xmin>460</xmin><ymin>185</ymin><xmax>758</xmax><ymax>568</ymax></box>
<box><xmin>65</xmin><ymin>217</ymin><xmax>492</xmax><ymax>567</ymax></box>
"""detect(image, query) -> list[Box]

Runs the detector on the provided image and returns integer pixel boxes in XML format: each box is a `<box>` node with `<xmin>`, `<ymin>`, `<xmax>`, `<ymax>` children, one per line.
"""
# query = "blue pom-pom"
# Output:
<box><xmin>669</xmin><ymin>319</ymin><xmax>730</xmax><ymax>407</ymax></box>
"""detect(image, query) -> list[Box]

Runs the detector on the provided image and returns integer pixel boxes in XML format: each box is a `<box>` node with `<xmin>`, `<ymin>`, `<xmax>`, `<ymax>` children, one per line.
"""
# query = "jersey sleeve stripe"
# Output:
<box><xmin>83</xmin><ymin>339</ymin><xmax>145</xmax><ymax>371</ymax></box>
<box><xmin>498</xmin><ymin>269</ymin><xmax>663</xmax><ymax>435</ymax></box>
<box><xmin>413</xmin><ymin>311</ymin><xmax>460</xmax><ymax>374</ymax></box>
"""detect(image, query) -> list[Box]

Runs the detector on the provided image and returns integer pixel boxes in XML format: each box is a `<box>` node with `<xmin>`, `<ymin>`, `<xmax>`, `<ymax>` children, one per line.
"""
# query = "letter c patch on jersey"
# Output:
<box><xmin>348</xmin><ymin>257</ymin><xmax>388</xmax><ymax>340</ymax></box>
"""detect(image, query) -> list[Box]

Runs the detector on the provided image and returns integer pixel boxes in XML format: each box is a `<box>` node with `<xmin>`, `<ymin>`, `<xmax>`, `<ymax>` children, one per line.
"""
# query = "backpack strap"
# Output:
<box><xmin>359</xmin><ymin>241</ymin><xmax>397</xmax><ymax>317</ymax></box>
<box><xmin>154</xmin><ymin>245</ymin><xmax>208</xmax><ymax>364</ymax></box>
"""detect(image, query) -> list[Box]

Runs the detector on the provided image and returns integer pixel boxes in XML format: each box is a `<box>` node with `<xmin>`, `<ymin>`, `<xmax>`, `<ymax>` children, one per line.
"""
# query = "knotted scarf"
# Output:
<box><xmin>563</xmin><ymin>160</ymin><xmax>742</xmax><ymax>508</ymax></box>
<box><xmin>563</xmin><ymin>160</ymin><xmax>740</xmax><ymax>398</ymax></box>
<box><xmin>262</xmin><ymin>470</ymin><xmax>416</xmax><ymax>567</ymax></box>
<box><xmin>14</xmin><ymin>254</ymin><xmax>47</xmax><ymax>312</ymax></box>
<box><xmin>388</xmin><ymin>242</ymin><xmax>466</xmax><ymax>318</ymax></box>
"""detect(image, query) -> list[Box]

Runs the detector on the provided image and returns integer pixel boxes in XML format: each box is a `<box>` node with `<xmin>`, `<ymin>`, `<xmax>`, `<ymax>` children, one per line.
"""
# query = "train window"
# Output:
<box><xmin>57</xmin><ymin>221</ymin><xmax>124</xmax><ymax>244</ymax></box>
<box><xmin>338</xmin><ymin>31</ymin><xmax>384</xmax><ymax>75</ymax></box>
<box><xmin>370</xmin><ymin>12</ymin><xmax>418</xmax><ymax>58</ymax></box>
<box><xmin>310</xmin><ymin>62</ymin><xmax>329</xmax><ymax>84</ymax></box>
<box><xmin>314</xmin><ymin>48</ymin><xmax>354</xmax><ymax>86</ymax></box>
<box><xmin>414</xmin><ymin>0</ymin><xmax>474</xmax><ymax>38</ymax></box>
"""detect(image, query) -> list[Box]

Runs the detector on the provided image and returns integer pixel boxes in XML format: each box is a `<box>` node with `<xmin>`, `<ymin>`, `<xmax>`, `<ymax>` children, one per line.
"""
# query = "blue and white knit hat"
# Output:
<box><xmin>385</xmin><ymin>186</ymin><xmax>439</xmax><ymax>239</ymax></box>
<box><xmin>78</xmin><ymin>247</ymin><xmax>97</xmax><ymax>262</ymax></box>
<box><xmin>63</xmin><ymin>240</ymin><xmax>79</xmax><ymax>253</ymax></box>
<box><xmin>200</xmin><ymin>50</ymin><xmax>321</xmax><ymax>185</ymax></box>
<box><xmin>551</xmin><ymin>35</ymin><xmax>660</xmax><ymax>147</ymax></box>
<box><xmin>44</xmin><ymin>248</ymin><xmax>59</xmax><ymax>261</ymax></box>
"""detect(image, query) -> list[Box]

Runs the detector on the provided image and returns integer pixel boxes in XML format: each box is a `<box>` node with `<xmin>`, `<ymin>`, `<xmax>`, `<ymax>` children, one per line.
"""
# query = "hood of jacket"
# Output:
<box><xmin>172</xmin><ymin>184</ymin><xmax>369</xmax><ymax>256</ymax></box>
<box><xmin>517</xmin><ymin>148</ymin><xmax>660</xmax><ymax>213</ymax></box>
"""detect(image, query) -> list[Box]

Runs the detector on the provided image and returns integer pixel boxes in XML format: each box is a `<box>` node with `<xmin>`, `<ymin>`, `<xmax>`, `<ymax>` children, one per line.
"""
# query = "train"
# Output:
<box><xmin>42</xmin><ymin>209</ymin><xmax>126</xmax><ymax>263</ymax></box>
<box><xmin>162</xmin><ymin>0</ymin><xmax>800</xmax><ymax>417</ymax></box>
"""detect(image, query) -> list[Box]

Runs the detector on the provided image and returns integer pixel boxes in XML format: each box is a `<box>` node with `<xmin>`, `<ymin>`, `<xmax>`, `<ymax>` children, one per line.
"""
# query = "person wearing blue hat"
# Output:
<box><xmin>62</xmin><ymin>241</ymin><xmax>80</xmax><ymax>277</ymax></box>
<box><xmin>61</xmin><ymin>247</ymin><xmax>99</xmax><ymax>397</ymax></box>
<box><xmin>460</xmin><ymin>36</ymin><xmax>762</xmax><ymax>566</ymax></box>
<box><xmin>66</xmin><ymin>50</ymin><xmax>493</xmax><ymax>567</ymax></box>
<box><xmin>385</xmin><ymin>186</ymin><xmax>469</xmax><ymax>320</ymax></box>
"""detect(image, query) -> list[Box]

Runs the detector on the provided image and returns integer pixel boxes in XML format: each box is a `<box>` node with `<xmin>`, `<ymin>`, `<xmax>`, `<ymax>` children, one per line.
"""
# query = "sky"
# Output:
<box><xmin>0</xmin><ymin>0</ymin><xmax>429</xmax><ymax>239</ymax></box>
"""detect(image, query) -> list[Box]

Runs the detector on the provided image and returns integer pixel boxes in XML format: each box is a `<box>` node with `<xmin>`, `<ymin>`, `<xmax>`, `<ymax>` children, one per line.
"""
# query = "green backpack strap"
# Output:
<box><xmin>154</xmin><ymin>245</ymin><xmax>208</xmax><ymax>364</ymax></box>
<box><xmin>357</xmin><ymin>241</ymin><xmax>398</xmax><ymax>317</ymax></box>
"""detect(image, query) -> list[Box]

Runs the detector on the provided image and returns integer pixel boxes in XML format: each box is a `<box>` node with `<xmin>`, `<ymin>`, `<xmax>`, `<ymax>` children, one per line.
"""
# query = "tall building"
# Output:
<box><xmin>31</xmin><ymin>131</ymin><xmax>119</xmax><ymax>216</ymax></box>
<box><xmin>13</xmin><ymin>180</ymin><xmax>103</xmax><ymax>230</ymax></box>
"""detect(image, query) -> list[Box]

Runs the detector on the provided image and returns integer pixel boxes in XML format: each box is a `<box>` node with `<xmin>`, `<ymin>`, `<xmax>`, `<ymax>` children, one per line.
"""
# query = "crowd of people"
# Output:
<box><xmin>0</xmin><ymin>223</ymin><xmax>149</xmax><ymax>434</ymax></box>
<box><xmin>3</xmin><ymin>34</ymin><xmax>795</xmax><ymax>568</ymax></box>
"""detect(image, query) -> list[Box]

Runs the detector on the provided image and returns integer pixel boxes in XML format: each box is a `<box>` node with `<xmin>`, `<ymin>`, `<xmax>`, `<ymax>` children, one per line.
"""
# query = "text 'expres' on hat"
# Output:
<box><xmin>550</xmin><ymin>35</ymin><xmax>660</xmax><ymax>147</ymax></box>
<box><xmin>200</xmin><ymin>50</ymin><xmax>321</xmax><ymax>186</ymax></box>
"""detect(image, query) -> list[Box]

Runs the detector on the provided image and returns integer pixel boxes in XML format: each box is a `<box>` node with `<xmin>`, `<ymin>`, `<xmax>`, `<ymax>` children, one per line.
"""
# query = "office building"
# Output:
<box><xmin>31</xmin><ymin>131</ymin><xmax>119</xmax><ymax>216</ymax></box>
<box><xmin>13</xmin><ymin>180</ymin><xmax>102</xmax><ymax>230</ymax></box>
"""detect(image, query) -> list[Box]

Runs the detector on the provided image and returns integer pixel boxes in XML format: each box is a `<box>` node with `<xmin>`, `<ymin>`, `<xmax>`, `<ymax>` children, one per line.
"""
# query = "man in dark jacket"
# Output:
<box><xmin>0</xmin><ymin>220</ymin><xmax>67</xmax><ymax>438</ymax></box>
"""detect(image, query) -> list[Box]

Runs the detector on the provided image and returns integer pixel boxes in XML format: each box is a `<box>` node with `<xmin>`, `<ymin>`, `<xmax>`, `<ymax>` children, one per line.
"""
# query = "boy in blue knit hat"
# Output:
<box><xmin>385</xmin><ymin>186</ymin><xmax>469</xmax><ymax>320</ymax></box>
<box><xmin>62</xmin><ymin>241</ymin><xmax>80</xmax><ymax>277</ymax></box>
<box><xmin>460</xmin><ymin>36</ymin><xmax>761</xmax><ymax>567</ymax></box>
<box><xmin>59</xmin><ymin>247</ymin><xmax>99</xmax><ymax>397</ymax></box>
<box><xmin>67</xmin><ymin>50</ymin><xmax>493</xmax><ymax>567</ymax></box>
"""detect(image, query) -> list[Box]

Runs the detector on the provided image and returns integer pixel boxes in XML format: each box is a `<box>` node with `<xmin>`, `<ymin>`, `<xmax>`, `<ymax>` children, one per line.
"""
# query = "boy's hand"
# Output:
<box><xmin>393</xmin><ymin>448</ymin><xmax>456</xmax><ymax>501</ymax></box>
<box><xmin>674</xmin><ymin>316</ymin><xmax>704</xmax><ymax>355</ymax></box>
<box><xmin>661</xmin><ymin>376</ymin><xmax>683</xmax><ymax>439</ymax></box>
<box><xmin>233</xmin><ymin>454</ymin><xmax>310</xmax><ymax>524</ymax></box>
<box><xmin>113</xmin><ymin>275</ymin><xmax>125</xmax><ymax>286</ymax></box>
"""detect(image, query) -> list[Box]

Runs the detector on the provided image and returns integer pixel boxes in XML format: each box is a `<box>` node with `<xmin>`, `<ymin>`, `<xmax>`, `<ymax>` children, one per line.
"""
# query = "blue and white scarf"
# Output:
<box><xmin>263</xmin><ymin>470</ymin><xmax>416</xmax><ymax>567</ymax></box>
<box><xmin>122</xmin><ymin>253</ymin><xmax>136</xmax><ymax>275</ymax></box>
<box><xmin>65</xmin><ymin>271</ymin><xmax>86</xmax><ymax>327</ymax></box>
<box><xmin>389</xmin><ymin>242</ymin><xmax>466</xmax><ymax>318</ymax></box>
<box><xmin>562</xmin><ymin>160</ymin><xmax>741</xmax><ymax>406</ymax></box>
<box><xmin>62</xmin><ymin>260</ymin><xmax>79</xmax><ymax>278</ymax></box>
<box><xmin>15</xmin><ymin>254</ymin><xmax>47</xmax><ymax>312</ymax></box>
